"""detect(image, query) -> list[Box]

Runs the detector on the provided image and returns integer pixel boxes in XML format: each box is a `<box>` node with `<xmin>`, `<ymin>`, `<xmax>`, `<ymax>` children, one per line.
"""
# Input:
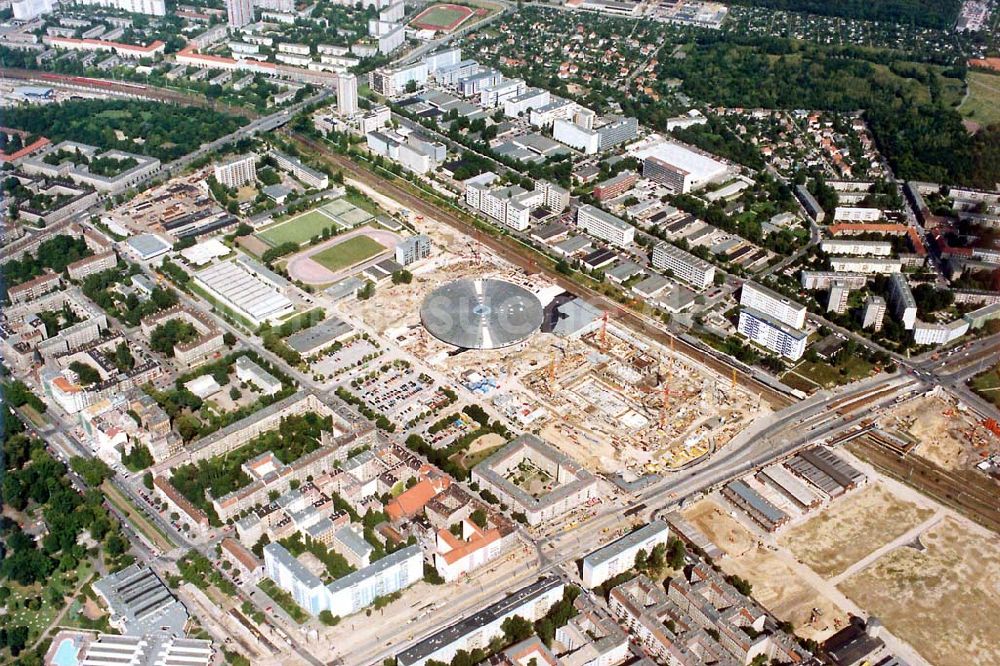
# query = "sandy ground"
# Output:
<box><xmin>779</xmin><ymin>482</ymin><xmax>936</xmax><ymax>578</ymax></box>
<box><xmin>883</xmin><ymin>395</ymin><xmax>988</xmax><ymax>470</ymax></box>
<box><xmin>683</xmin><ymin>499</ymin><xmax>849</xmax><ymax>640</ymax></box>
<box><xmin>467</xmin><ymin>432</ymin><xmax>505</xmax><ymax>453</ymax></box>
<box><xmin>840</xmin><ymin>516</ymin><xmax>1000</xmax><ymax>666</ymax></box>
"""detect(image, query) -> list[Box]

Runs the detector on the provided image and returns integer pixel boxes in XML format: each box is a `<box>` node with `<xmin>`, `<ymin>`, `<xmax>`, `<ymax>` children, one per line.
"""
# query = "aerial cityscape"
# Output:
<box><xmin>0</xmin><ymin>0</ymin><xmax>997</xmax><ymax>665</ymax></box>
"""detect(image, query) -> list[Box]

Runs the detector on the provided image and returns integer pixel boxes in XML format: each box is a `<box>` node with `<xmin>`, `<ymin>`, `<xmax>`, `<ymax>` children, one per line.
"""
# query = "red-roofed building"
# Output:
<box><xmin>385</xmin><ymin>476</ymin><xmax>451</xmax><ymax>522</ymax></box>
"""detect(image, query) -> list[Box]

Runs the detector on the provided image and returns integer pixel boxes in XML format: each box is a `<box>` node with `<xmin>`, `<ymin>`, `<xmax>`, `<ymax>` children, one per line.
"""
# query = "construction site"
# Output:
<box><xmin>337</xmin><ymin>211</ymin><xmax>765</xmax><ymax>477</ymax></box>
<box><xmin>877</xmin><ymin>390</ymin><xmax>1000</xmax><ymax>471</ymax></box>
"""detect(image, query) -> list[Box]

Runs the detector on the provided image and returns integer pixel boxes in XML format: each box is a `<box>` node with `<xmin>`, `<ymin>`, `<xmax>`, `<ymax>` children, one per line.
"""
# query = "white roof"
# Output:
<box><xmin>195</xmin><ymin>260</ymin><xmax>293</xmax><ymax>324</ymax></box>
<box><xmin>629</xmin><ymin>137</ymin><xmax>728</xmax><ymax>182</ymax></box>
<box><xmin>180</xmin><ymin>238</ymin><xmax>231</xmax><ymax>266</ymax></box>
<box><xmin>184</xmin><ymin>375</ymin><xmax>221</xmax><ymax>399</ymax></box>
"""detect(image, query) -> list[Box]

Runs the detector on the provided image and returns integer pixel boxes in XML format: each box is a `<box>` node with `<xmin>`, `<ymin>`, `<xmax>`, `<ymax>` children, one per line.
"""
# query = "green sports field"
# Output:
<box><xmin>257</xmin><ymin>210</ymin><xmax>339</xmax><ymax>247</ymax></box>
<box><xmin>310</xmin><ymin>236</ymin><xmax>387</xmax><ymax>273</ymax></box>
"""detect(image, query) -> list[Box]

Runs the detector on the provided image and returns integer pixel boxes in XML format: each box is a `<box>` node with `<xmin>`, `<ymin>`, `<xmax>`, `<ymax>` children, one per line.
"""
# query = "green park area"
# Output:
<box><xmin>959</xmin><ymin>70</ymin><xmax>1000</xmax><ymax>129</ymax></box>
<box><xmin>310</xmin><ymin>235</ymin><xmax>386</xmax><ymax>273</ymax></box>
<box><xmin>257</xmin><ymin>210</ymin><xmax>340</xmax><ymax>247</ymax></box>
<box><xmin>970</xmin><ymin>362</ymin><xmax>1000</xmax><ymax>409</ymax></box>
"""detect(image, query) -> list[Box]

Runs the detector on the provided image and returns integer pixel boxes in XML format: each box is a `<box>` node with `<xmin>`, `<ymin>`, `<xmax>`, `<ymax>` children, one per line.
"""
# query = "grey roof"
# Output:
<box><xmin>324</xmin><ymin>545</ymin><xmax>421</xmax><ymax>595</ymax></box>
<box><xmin>473</xmin><ymin>434</ymin><xmax>596</xmax><ymax>512</ymax></box>
<box><xmin>552</xmin><ymin>235</ymin><xmax>592</xmax><ymax>255</ymax></box>
<box><xmin>632</xmin><ymin>274</ymin><xmax>670</xmax><ymax>296</ymax></box>
<box><xmin>126</xmin><ymin>233</ymin><xmax>171</xmax><ymax>257</ymax></box>
<box><xmin>285</xmin><ymin>316</ymin><xmax>354</xmax><ymax>354</ymax></box>
<box><xmin>334</xmin><ymin>526</ymin><xmax>374</xmax><ymax>560</ymax></box>
<box><xmin>550</xmin><ymin>298</ymin><xmax>603</xmax><ymax>337</ymax></box>
<box><xmin>324</xmin><ymin>276</ymin><xmax>366</xmax><ymax>300</ymax></box>
<box><xmin>397</xmin><ymin>577</ymin><xmax>564</xmax><ymax>666</ymax></box>
<box><xmin>92</xmin><ymin>565</ymin><xmax>189</xmax><ymax>636</ymax></box>
<box><xmin>420</xmin><ymin>278</ymin><xmax>543</xmax><ymax>349</ymax></box>
<box><xmin>606</xmin><ymin>260</ymin><xmax>643</xmax><ymax>282</ymax></box>
<box><xmin>582</xmin><ymin>520</ymin><xmax>669</xmax><ymax>569</ymax></box>
<box><xmin>264</xmin><ymin>542</ymin><xmax>324</xmax><ymax>590</ymax></box>
<box><xmin>725</xmin><ymin>480</ymin><xmax>787</xmax><ymax>526</ymax></box>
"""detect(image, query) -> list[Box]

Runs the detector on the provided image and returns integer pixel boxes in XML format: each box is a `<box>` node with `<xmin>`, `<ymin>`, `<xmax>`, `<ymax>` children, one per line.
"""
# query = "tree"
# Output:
<box><xmin>634</xmin><ymin>548</ymin><xmax>648</xmax><ymax>570</ymax></box>
<box><xmin>501</xmin><ymin>615</ymin><xmax>533</xmax><ymax>644</ymax></box>
<box><xmin>68</xmin><ymin>361</ymin><xmax>101</xmax><ymax>386</ymax></box>
<box><xmin>69</xmin><ymin>457</ymin><xmax>113</xmax><ymax>487</ymax></box>
<box><xmin>223</xmin><ymin>331</ymin><xmax>237</xmax><ymax>346</ymax></box>
<box><xmin>470</xmin><ymin>508</ymin><xmax>488</xmax><ymax>529</ymax></box>
<box><xmin>318</xmin><ymin>610</ymin><xmax>341</xmax><ymax>625</ymax></box>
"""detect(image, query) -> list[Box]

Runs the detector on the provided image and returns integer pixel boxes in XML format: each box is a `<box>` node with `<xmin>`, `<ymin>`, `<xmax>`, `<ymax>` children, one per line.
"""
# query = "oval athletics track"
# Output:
<box><xmin>285</xmin><ymin>227</ymin><xmax>402</xmax><ymax>285</ymax></box>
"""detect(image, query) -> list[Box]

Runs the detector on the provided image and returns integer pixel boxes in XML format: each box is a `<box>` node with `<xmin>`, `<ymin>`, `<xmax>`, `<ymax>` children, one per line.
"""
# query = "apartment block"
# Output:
<box><xmin>581</xmin><ymin>520</ymin><xmax>670</xmax><ymax>588</ymax></box>
<box><xmin>862</xmin><ymin>296</ymin><xmax>886</xmax><ymax>331</ymax></box>
<box><xmin>576</xmin><ymin>204</ymin><xmax>635</xmax><ymax>247</ymax></box>
<box><xmin>888</xmin><ymin>273</ymin><xmax>917</xmax><ymax>330</ymax></box>
<box><xmin>737</xmin><ymin>308</ymin><xmax>807</xmax><ymax>360</ymax></box>
<box><xmin>739</xmin><ymin>281</ymin><xmax>806</xmax><ymax>330</ymax></box>
<box><xmin>213</xmin><ymin>154</ymin><xmax>256</xmax><ymax>189</ymax></box>
<box><xmin>651</xmin><ymin>242</ymin><xmax>715</xmax><ymax>289</ymax></box>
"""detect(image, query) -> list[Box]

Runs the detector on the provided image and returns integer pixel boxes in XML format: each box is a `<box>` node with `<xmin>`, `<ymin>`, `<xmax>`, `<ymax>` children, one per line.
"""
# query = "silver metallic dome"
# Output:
<box><xmin>420</xmin><ymin>278</ymin><xmax>543</xmax><ymax>349</ymax></box>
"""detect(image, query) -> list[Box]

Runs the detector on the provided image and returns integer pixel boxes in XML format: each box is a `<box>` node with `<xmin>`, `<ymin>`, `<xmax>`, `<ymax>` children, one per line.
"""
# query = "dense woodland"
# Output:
<box><xmin>728</xmin><ymin>0</ymin><xmax>963</xmax><ymax>29</ymax></box>
<box><xmin>2</xmin><ymin>99</ymin><xmax>246</xmax><ymax>162</ymax></box>
<box><xmin>659</xmin><ymin>36</ymin><xmax>999</xmax><ymax>188</ymax></box>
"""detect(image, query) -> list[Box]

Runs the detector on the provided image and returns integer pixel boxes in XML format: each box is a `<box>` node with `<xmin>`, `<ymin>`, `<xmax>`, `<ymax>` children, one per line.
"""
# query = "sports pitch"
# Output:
<box><xmin>410</xmin><ymin>4</ymin><xmax>474</xmax><ymax>31</ymax></box>
<box><xmin>257</xmin><ymin>210</ymin><xmax>340</xmax><ymax>247</ymax></box>
<box><xmin>257</xmin><ymin>200</ymin><xmax>374</xmax><ymax>247</ymax></box>
<box><xmin>310</xmin><ymin>235</ymin><xmax>387</xmax><ymax>273</ymax></box>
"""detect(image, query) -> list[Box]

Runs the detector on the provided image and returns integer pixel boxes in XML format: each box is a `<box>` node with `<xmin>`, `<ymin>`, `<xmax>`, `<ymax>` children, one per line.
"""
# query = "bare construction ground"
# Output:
<box><xmin>882</xmin><ymin>394</ymin><xmax>997</xmax><ymax>470</ymax></box>
<box><xmin>840</xmin><ymin>517</ymin><xmax>1000</xmax><ymax>666</ymax></box>
<box><xmin>683</xmin><ymin>499</ymin><xmax>849</xmax><ymax>641</ymax></box>
<box><xmin>780</xmin><ymin>483</ymin><xmax>935</xmax><ymax>578</ymax></box>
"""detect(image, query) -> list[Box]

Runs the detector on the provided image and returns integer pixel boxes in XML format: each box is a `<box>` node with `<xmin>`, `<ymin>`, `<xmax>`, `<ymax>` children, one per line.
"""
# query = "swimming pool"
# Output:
<box><xmin>52</xmin><ymin>638</ymin><xmax>80</xmax><ymax>666</ymax></box>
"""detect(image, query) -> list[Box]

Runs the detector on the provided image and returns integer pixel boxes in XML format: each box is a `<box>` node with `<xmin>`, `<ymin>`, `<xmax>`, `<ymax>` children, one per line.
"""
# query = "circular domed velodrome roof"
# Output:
<box><xmin>420</xmin><ymin>278</ymin><xmax>543</xmax><ymax>350</ymax></box>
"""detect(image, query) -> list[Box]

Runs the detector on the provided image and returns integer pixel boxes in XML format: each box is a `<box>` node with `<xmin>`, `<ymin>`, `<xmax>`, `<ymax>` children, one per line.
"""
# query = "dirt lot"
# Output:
<box><xmin>840</xmin><ymin>517</ymin><xmax>1000</xmax><ymax>666</ymax></box>
<box><xmin>684</xmin><ymin>499</ymin><xmax>848</xmax><ymax>641</ymax></box>
<box><xmin>780</xmin><ymin>483</ymin><xmax>935</xmax><ymax>578</ymax></box>
<box><xmin>884</xmin><ymin>395</ymin><xmax>985</xmax><ymax>470</ymax></box>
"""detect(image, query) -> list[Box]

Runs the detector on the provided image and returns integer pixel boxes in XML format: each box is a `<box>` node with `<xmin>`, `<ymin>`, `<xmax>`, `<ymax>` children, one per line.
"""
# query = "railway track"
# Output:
<box><xmin>288</xmin><ymin>132</ymin><xmax>796</xmax><ymax>409</ymax></box>
<box><xmin>0</xmin><ymin>67</ymin><xmax>260</xmax><ymax>118</ymax></box>
<box><xmin>849</xmin><ymin>434</ymin><xmax>1000</xmax><ymax>533</ymax></box>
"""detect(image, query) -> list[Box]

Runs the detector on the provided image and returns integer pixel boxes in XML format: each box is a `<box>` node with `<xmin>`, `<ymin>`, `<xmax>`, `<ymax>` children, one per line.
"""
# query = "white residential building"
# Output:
<box><xmin>833</xmin><ymin>207</ymin><xmax>882</xmax><ymax>222</ymax></box>
<box><xmin>72</xmin><ymin>0</ymin><xmax>166</xmax><ymax>15</ymax></box>
<box><xmin>214</xmin><ymin>155</ymin><xmax>256</xmax><ymax>189</ymax></box>
<box><xmin>12</xmin><ymin>0</ymin><xmax>53</xmax><ymax>20</ymax></box>
<box><xmin>503</xmin><ymin>88</ymin><xmax>551</xmax><ymax>118</ymax></box>
<box><xmin>465</xmin><ymin>181</ymin><xmax>543</xmax><ymax>231</ymax></box>
<box><xmin>738</xmin><ymin>308</ymin><xmax>808</xmax><ymax>360</ymax></box>
<box><xmin>425</xmin><ymin>47</ymin><xmax>462</xmax><ymax>73</ymax></box>
<box><xmin>264</xmin><ymin>543</ymin><xmax>423</xmax><ymax>617</ymax></box>
<box><xmin>553</xmin><ymin>118</ymin><xmax>600</xmax><ymax>154</ymax></box>
<box><xmin>888</xmin><ymin>273</ymin><xmax>917</xmax><ymax>330</ymax></box>
<box><xmin>337</xmin><ymin>73</ymin><xmax>359</xmax><ymax>115</ymax></box>
<box><xmin>740</xmin><ymin>281</ymin><xmax>806</xmax><ymax>330</ymax></box>
<box><xmin>582</xmin><ymin>520</ymin><xmax>670</xmax><ymax>589</ymax></box>
<box><xmin>651</xmin><ymin>242</ymin><xmax>716</xmax><ymax>289</ymax></box>
<box><xmin>829</xmin><ymin>257</ymin><xmax>902</xmax><ymax>274</ymax></box>
<box><xmin>480</xmin><ymin>78</ymin><xmax>525</xmax><ymax>108</ymax></box>
<box><xmin>913</xmin><ymin>319</ymin><xmax>968</xmax><ymax>345</ymax></box>
<box><xmin>226</xmin><ymin>0</ymin><xmax>253</xmax><ymax>27</ymax></box>
<box><xmin>862</xmin><ymin>296</ymin><xmax>887</xmax><ymax>331</ymax></box>
<box><xmin>820</xmin><ymin>239</ymin><xmax>893</xmax><ymax>256</ymax></box>
<box><xmin>576</xmin><ymin>205</ymin><xmax>635</xmax><ymax>247</ymax></box>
